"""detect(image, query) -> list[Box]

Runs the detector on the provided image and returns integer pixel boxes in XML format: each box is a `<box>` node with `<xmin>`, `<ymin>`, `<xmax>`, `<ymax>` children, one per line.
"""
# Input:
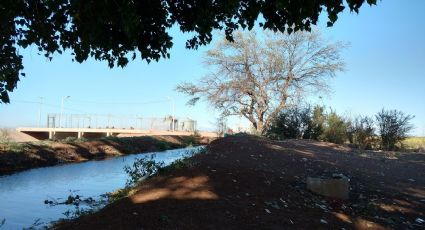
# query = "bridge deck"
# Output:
<box><xmin>17</xmin><ymin>127</ymin><xmax>216</xmax><ymax>140</ymax></box>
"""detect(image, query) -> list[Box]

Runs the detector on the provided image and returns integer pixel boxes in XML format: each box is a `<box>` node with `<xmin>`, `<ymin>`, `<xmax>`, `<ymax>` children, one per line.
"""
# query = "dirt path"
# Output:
<box><xmin>57</xmin><ymin>135</ymin><xmax>425</xmax><ymax>229</ymax></box>
<box><xmin>0</xmin><ymin>135</ymin><xmax>210</xmax><ymax>175</ymax></box>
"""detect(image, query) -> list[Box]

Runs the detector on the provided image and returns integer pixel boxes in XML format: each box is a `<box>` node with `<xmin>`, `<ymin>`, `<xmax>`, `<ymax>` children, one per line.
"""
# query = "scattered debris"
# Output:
<box><xmin>320</xmin><ymin>219</ymin><xmax>328</xmax><ymax>224</ymax></box>
<box><xmin>416</xmin><ymin>218</ymin><xmax>425</xmax><ymax>224</ymax></box>
<box><xmin>265</xmin><ymin>201</ymin><xmax>280</xmax><ymax>210</ymax></box>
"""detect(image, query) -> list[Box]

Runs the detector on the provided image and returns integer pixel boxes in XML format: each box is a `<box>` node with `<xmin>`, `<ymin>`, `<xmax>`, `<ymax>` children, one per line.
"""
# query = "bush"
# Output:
<box><xmin>124</xmin><ymin>155</ymin><xmax>164</xmax><ymax>187</ymax></box>
<box><xmin>321</xmin><ymin>111</ymin><xmax>347</xmax><ymax>144</ymax></box>
<box><xmin>155</xmin><ymin>141</ymin><xmax>171</xmax><ymax>151</ymax></box>
<box><xmin>306</xmin><ymin>105</ymin><xmax>326</xmax><ymax>140</ymax></box>
<box><xmin>351</xmin><ymin>115</ymin><xmax>375</xmax><ymax>150</ymax></box>
<box><xmin>266</xmin><ymin>105</ymin><xmax>313</xmax><ymax>140</ymax></box>
<box><xmin>376</xmin><ymin>109</ymin><xmax>414</xmax><ymax>151</ymax></box>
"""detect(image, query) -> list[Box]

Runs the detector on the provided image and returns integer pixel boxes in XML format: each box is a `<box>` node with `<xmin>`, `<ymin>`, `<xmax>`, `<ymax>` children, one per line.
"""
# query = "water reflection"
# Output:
<box><xmin>0</xmin><ymin>146</ymin><xmax>203</xmax><ymax>229</ymax></box>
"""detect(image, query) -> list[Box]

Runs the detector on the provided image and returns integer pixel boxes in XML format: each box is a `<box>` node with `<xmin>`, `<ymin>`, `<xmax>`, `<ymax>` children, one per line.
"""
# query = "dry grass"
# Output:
<box><xmin>400</xmin><ymin>137</ymin><xmax>425</xmax><ymax>152</ymax></box>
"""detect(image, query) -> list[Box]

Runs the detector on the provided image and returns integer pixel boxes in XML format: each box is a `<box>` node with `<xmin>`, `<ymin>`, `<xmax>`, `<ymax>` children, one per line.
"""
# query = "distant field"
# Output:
<box><xmin>401</xmin><ymin>137</ymin><xmax>425</xmax><ymax>152</ymax></box>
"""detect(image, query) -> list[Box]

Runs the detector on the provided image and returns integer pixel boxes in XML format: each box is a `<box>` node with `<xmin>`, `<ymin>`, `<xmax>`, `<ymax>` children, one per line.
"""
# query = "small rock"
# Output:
<box><xmin>265</xmin><ymin>208</ymin><xmax>271</xmax><ymax>214</ymax></box>
<box><xmin>133</xmin><ymin>212</ymin><xmax>138</xmax><ymax>215</ymax></box>
<box><xmin>408</xmin><ymin>178</ymin><xmax>415</xmax><ymax>182</ymax></box>
<box><xmin>301</xmin><ymin>158</ymin><xmax>308</xmax><ymax>162</ymax></box>
<box><xmin>416</xmin><ymin>218</ymin><xmax>425</xmax><ymax>224</ymax></box>
<box><xmin>320</xmin><ymin>219</ymin><xmax>328</xmax><ymax>224</ymax></box>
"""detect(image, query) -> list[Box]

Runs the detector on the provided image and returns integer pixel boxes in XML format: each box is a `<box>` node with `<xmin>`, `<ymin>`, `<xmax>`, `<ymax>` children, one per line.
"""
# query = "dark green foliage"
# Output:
<box><xmin>124</xmin><ymin>155</ymin><xmax>164</xmax><ymax>187</ymax></box>
<box><xmin>307</xmin><ymin>106</ymin><xmax>326</xmax><ymax>140</ymax></box>
<box><xmin>266</xmin><ymin>105</ymin><xmax>417</xmax><ymax>151</ymax></box>
<box><xmin>321</xmin><ymin>111</ymin><xmax>348</xmax><ymax>144</ymax></box>
<box><xmin>266</xmin><ymin>105</ymin><xmax>313</xmax><ymax>140</ymax></box>
<box><xmin>155</xmin><ymin>141</ymin><xmax>171</xmax><ymax>151</ymax></box>
<box><xmin>376</xmin><ymin>109</ymin><xmax>415</xmax><ymax>151</ymax></box>
<box><xmin>0</xmin><ymin>0</ymin><xmax>376</xmax><ymax>103</ymax></box>
<box><xmin>350</xmin><ymin>115</ymin><xmax>375</xmax><ymax>149</ymax></box>
<box><xmin>266</xmin><ymin>105</ymin><xmax>348</xmax><ymax>144</ymax></box>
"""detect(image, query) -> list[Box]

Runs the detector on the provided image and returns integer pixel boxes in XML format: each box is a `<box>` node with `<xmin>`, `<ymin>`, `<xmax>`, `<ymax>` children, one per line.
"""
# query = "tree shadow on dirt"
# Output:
<box><xmin>55</xmin><ymin>136</ymin><xmax>425</xmax><ymax>229</ymax></box>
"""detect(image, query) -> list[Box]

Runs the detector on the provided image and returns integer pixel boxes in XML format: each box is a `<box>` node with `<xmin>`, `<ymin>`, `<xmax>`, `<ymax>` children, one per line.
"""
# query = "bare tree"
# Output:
<box><xmin>177</xmin><ymin>30</ymin><xmax>346</xmax><ymax>134</ymax></box>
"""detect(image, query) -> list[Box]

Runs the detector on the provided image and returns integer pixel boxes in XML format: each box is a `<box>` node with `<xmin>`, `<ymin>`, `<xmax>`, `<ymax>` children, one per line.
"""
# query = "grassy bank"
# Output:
<box><xmin>0</xmin><ymin>135</ymin><xmax>211</xmax><ymax>175</ymax></box>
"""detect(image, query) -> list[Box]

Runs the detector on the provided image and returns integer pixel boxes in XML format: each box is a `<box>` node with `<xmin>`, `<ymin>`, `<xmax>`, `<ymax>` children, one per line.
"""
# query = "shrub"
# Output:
<box><xmin>155</xmin><ymin>141</ymin><xmax>170</xmax><ymax>151</ymax></box>
<box><xmin>376</xmin><ymin>109</ymin><xmax>414</xmax><ymax>151</ymax></box>
<box><xmin>124</xmin><ymin>155</ymin><xmax>164</xmax><ymax>187</ymax></box>
<box><xmin>321</xmin><ymin>111</ymin><xmax>347</xmax><ymax>144</ymax></box>
<box><xmin>308</xmin><ymin>105</ymin><xmax>326</xmax><ymax>140</ymax></box>
<box><xmin>351</xmin><ymin>115</ymin><xmax>375</xmax><ymax>150</ymax></box>
<box><xmin>266</xmin><ymin>105</ymin><xmax>313</xmax><ymax>140</ymax></box>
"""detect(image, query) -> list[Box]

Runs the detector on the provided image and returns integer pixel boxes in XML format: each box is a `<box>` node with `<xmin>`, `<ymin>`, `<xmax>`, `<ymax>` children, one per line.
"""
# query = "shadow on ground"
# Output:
<box><xmin>57</xmin><ymin>135</ymin><xmax>425</xmax><ymax>229</ymax></box>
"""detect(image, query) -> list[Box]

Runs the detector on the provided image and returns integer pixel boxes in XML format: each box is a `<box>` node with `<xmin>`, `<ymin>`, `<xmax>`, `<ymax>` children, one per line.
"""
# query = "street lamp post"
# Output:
<box><xmin>59</xmin><ymin>96</ymin><xmax>70</xmax><ymax>128</ymax></box>
<box><xmin>167</xmin><ymin>97</ymin><xmax>175</xmax><ymax>131</ymax></box>
<box><xmin>38</xmin><ymin>97</ymin><xmax>44</xmax><ymax>127</ymax></box>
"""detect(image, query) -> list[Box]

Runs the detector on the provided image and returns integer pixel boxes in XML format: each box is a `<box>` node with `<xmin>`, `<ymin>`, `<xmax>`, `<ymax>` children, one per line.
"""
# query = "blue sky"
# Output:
<box><xmin>0</xmin><ymin>0</ymin><xmax>424</xmax><ymax>135</ymax></box>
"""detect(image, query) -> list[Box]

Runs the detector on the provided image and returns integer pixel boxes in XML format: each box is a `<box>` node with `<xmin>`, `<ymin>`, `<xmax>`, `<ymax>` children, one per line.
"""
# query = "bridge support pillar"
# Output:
<box><xmin>48</xmin><ymin>131</ymin><xmax>55</xmax><ymax>139</ymax></box>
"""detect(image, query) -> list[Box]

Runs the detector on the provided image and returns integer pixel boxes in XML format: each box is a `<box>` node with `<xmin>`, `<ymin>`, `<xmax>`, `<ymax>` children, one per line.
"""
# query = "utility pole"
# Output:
<box><xmin>38</xmin><ymin>97</ymin><xmax>44</xmax><ymax>127</ymax></box>
<box><xmin>59</xmin><ymin>96</ymin><xmax>70</xmax><ymax>128</ymax></box>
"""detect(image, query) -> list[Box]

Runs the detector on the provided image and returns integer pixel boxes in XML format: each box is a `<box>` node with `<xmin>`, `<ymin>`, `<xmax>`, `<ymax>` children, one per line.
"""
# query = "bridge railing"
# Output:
<box><xmin>46</xmin><ymin>114</ymin><xmax>197</xmax><ymax>132</ymax></box>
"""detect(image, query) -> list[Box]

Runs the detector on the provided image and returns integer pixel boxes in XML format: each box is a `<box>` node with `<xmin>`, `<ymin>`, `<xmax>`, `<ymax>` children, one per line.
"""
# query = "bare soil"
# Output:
<box><xmin>58</xmin><ymin>135</ymin><xmax>425</xmax><ymax>229</ymax></box>
<box><xmin>0</xmin><ymin>135</ymin><xmax>211</xmax><ymax>175</ymax></box>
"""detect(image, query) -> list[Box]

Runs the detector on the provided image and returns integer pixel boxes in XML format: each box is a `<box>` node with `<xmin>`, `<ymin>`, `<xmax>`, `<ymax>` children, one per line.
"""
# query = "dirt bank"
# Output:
<box><xmin>0</xmin><ymin>135</ymin><xmax>211</xmax><ymax>175</ymax></box>
<box><xmin>56</xmin><ymin>135</ymin><xmax>425</xmax><ymax>229</ymax></box>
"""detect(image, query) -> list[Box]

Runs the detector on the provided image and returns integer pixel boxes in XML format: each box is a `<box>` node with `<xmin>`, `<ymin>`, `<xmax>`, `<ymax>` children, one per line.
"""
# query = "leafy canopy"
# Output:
<box><xmin>0</xmin><ymin>0</ymin><xmax>377</xmax><ymax>103</ymax></box>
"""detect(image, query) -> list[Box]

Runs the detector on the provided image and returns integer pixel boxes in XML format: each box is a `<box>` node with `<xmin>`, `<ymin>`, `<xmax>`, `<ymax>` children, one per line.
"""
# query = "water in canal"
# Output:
<box><xmin>0</xmin><ymin>146</ymin><xmax>204</xmax><ymax>229</ymax></box>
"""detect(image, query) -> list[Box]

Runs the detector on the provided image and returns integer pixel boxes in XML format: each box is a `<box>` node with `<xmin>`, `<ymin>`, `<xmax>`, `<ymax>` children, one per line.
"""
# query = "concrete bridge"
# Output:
<box><xmin>16</xmin><ymin>127</ymin><xmax>216</xmax><ymax>140</ymax></box>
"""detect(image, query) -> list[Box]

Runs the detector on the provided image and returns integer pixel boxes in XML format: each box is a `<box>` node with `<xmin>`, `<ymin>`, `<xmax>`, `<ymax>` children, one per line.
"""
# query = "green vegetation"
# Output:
<box><xmin>348</xmin><ymin>115</ymin><xmax>375</xmax><ymax>150</ymax></box>
<box><xmin>376</xmin><ymin>109</ymin><xmax>415</xmax><ymax>151</ymax></box>
<box><xmin>155</xmin><ymin>141</ymin><xmax>171</xmax><ymax>151</ymax></box>
<box><xmin>321</xmin><ymin>111</ymin><xmax>348</xmax><ymax>145</ymax></box>
<box><xmin>0</xmin><ymin>129</ymin><xmax>26</xmax><ymax>153</ymax></box>
<box><xmin>59</xmin><ymin>137</ymin><xmax>89</xmax><ymax>144</ymax></box>
<box><xmin>109</xmin><ymin>147</ymin><xmax>207</xmax><ymax>202</ymax></box>
<box><xmin>266</xmin><ymin>105</ymin><xmax>420</xmax><ymax>152</ymax></box>
<box><xmin>124</xmin><ymin>155</ymin><xmax>165</xmax><ymax>187</ymax></box>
